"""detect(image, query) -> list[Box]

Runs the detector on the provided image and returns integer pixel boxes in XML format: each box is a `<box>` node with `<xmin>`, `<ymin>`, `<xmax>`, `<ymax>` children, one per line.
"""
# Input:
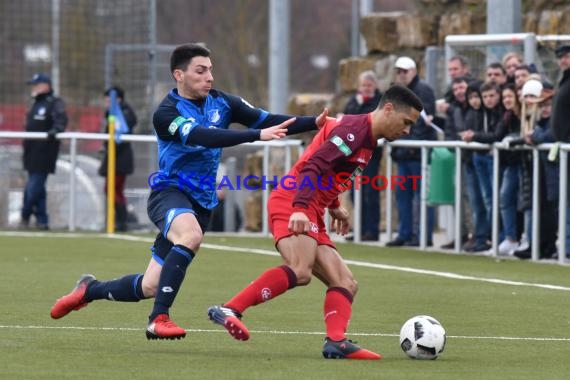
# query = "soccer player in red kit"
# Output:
<box><xmin>208</xmin><ymin>85</ymin><xmax>422</xmax><ymax>359</ymax></box>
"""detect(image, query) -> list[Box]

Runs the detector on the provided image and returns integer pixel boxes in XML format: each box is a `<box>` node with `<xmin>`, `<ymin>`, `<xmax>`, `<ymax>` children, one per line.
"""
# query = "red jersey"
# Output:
<box><xmin>272</xmin><ymin>113</ymin><xmax>377</xmax><ymax>211</ymax></box>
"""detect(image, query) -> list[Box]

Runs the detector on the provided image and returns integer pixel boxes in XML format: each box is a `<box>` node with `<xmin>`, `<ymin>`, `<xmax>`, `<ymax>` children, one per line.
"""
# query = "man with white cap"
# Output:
<box><xmin>551</xmin><ymin>44</ymin><xmax>570</xmax><ymax>259</ymax></box>
<box><xmin>386</xmin><ymin>56</ymin><xmax>437</xmax><ymax>247</ymax></box>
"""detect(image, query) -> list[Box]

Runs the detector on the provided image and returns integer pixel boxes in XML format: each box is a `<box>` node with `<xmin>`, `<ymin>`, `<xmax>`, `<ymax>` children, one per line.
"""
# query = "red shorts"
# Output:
<box><xmin>267</xmin><ymin>191</ymin><xmax>335</xmax><ymax>248</ymax></box>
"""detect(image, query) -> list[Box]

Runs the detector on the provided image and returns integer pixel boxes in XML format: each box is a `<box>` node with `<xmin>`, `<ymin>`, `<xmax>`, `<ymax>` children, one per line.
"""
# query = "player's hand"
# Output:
<box><xmin>315</xmin><ymin>108</ymin><xmax>333</xmax><ymax>129</ymax></box>
<box><xmin>260</xmin><ymin>118</ymin><xmax>294</xmax><ymax>141</ymax></box>
<box><xmin>329</xmin><ymin>207</ymin><xmax>350</xmax><ymax>235</ymax></box>
<box><xmin>288</xmin><ymin>211</ymin><xmax>311</xmax><ymax>234</ymax></box>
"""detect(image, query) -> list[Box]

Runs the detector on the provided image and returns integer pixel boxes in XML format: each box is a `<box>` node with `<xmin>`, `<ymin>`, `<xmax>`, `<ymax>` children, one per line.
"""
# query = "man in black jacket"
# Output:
<box><xmin>20</xmin><ymin>73</ymin><xmax>68</xmax><ymax>230</ymax></box>
<box><xmin>551</xmin><ymin>44</ymin><xmax>570</xmax><ymax>258</ymax></box>
<box><xmin>343</xmin><ymin>70</ymin><xmax>383</xmax><ymax>241</ymax></box>
<box><xmin>387</xmin><ymin>57</ymin><xmax>436</xmax><ymax>247</ymax></box>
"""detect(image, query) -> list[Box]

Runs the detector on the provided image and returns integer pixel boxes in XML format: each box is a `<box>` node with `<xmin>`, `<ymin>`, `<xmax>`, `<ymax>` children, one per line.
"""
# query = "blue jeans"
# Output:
<box><xmin>395</xmin><ymin>160</ymin><xmax>434</xmax><ymax>242</ymax></box>
<box><xmin>464</xmin><ymin>162</ymin><xmax>489</xmax><ymax>244</ymax></box>
<box><xmin>500</xmin><ymin>165</ymin><xmax>520</xmax><ymax>241</ymax></box>
<box><xmin>21</xmin><ymin>172</ymin><xmax>49</xmax><ymax>226</ymax></box>
<box><xmin>472</xmin><ymin>153</ymin><xmax>494</xmax><ymax>229</ymax></box>
<box><xmin>352</xmin><ymin>148</ymin><xmax>381</xmax><ymax>238</ymax></box>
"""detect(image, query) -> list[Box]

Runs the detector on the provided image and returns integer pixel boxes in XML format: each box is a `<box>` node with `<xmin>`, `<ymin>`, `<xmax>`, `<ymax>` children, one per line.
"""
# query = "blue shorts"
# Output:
<box><xmin>147</xmin><ymin>187</ymin><xmax>212</xmax><ymax>263</ymax></box>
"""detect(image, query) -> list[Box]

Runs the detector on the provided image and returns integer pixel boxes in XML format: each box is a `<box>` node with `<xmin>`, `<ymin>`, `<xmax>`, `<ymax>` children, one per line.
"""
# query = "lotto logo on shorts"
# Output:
<box><xmin>261</xmin><ymin>287</ymin><xmax>272</xmax><ymax>301</ymax></box>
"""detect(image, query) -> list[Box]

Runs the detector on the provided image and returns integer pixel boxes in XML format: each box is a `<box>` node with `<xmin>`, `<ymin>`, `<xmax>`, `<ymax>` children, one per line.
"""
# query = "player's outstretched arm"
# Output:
<box><xmin>259</xmin><ymin>118</ymin><xmax>294</xmax><ymax>141</ymax></box>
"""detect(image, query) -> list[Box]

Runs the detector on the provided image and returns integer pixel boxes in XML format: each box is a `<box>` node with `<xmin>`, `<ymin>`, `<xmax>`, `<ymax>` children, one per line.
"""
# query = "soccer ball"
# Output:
<box><xmin>399</xmin><ymin>315</ymin><xmax>446</xmax><ymax>360</ymax></box>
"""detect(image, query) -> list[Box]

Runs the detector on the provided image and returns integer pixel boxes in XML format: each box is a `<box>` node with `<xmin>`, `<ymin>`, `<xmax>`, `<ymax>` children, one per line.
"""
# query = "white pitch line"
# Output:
<box><xmin>2</xmin><ymin>232</ymin><xmax>570</xmax><ymax>291</ymax></box>
<box><xmin>0</xmin><ymin>325</ymin><xmax>569</xmax><ymax>342</ymax></box>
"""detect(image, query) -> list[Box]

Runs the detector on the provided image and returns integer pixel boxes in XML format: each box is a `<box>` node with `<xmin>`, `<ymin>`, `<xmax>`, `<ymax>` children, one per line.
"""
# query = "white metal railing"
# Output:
<box><xmin>1</xmin><ymin>131</ymin><xmax>568</xmax><ymax>265</ymax></box>
<box><xmin>377</xmin><ymin>139</ymin><xmax>569</xmax><ymax>265</ymax></box>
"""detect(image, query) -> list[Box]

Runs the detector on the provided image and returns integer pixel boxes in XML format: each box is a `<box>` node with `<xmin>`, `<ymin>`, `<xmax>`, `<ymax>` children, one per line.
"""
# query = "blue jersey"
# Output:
<box><xmin>152</xmin><ymin>88</ymin><xmax>314</xmax><ymax>210</ymax></box>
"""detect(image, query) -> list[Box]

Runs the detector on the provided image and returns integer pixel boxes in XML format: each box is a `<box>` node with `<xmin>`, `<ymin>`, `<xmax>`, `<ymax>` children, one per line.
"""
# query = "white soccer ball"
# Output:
<box><xmin>399</xmin><ymin>315</ymin><xmax>446</xmax><ymax>360</ymax></box>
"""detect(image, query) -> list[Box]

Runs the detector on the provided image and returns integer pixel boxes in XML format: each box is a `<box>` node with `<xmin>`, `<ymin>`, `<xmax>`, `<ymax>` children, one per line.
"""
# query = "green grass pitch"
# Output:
<box><xmin>1</xmin><ymin>232</ymin><xmax>569</xmax><ymax>379</ymax></box>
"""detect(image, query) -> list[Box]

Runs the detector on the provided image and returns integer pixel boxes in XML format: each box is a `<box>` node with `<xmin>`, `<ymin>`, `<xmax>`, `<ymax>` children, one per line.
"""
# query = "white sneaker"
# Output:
<box><xmin>516</xmin><ymin>239</ymin><xmax>529</xmax><ymax>252</ymax></box>
<box><xmin>498</xmin><ymin>239</ymin><xmax>518</xmax><ymax>256</ymax></box>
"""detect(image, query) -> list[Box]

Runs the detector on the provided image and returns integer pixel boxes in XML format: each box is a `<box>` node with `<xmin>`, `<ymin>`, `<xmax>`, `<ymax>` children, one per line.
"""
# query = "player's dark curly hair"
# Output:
<box><xmin>378</xmin><ymin>84</ymin><xmax>423</xmax><ymax>112</ymax></box>
<box><xmin>170</xmin><ymin>43</ymin><xmax>211</xmax><ymax>73</ymax></box>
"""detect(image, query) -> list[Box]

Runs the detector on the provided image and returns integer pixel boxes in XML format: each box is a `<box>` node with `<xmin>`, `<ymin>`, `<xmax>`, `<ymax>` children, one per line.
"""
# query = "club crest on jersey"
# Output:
<box><xmin>330</xmin><ymin>135</ymin><xmax>352</xmax><ymax>156</ymax></box>
<box><xmin>347</xmin><ymin>133</ymin><xmax>355</xmax><ymax>141</ymax></box>
<box><xmin>208</xmin><ymin>109</ymin><xmax>221</xmax><ymax>123</ymax></box>
<box><xmin>310</xmin><ymin>222</ymin><xmax>319</xmax><ymax>233</ymax></box>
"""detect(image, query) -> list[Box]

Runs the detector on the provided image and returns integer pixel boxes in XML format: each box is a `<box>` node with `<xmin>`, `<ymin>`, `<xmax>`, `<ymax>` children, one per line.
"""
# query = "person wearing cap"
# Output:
<box><xmin>20</xmin><ymin>72</ymin><xmax>68</xmax><ymax>230</ymax></box>
<box><xmin>386</xmin><ymin>56</ymin><xmax>436</xmax><ymax>247</ymax></box>
<box><xmin>551</xmin><ymin>44</ymin><xmax>570</xmax><ymax>259</ymax></box>
<box><xmin>98</xmin><ymin>86</ymin><xmax>138</xmax><ymax>232</ymax></box>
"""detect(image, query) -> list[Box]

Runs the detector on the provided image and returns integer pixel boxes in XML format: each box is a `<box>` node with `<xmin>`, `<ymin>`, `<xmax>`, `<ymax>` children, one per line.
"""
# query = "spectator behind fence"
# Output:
<box><xmin>386</xmin><ymin>56</ymin><xmax>436</xmax><ymax>247</ymax></box>
<box><xmin>440</xmin><ymin>76</ymin><xmax>473</xmax><ymax>250</ymax></box>
<box><xmin>98</xmin><ymin>86</ymin><xmax>138</xmax><ymax>232</ymax></box>
<box><xmin>20</xmin><ymin>73</ymin><xmax>68</xmax><ymax>230</ymax></box>
<box><xmin>343</xmin><ymin>70</ymin><xmax>383</xmax><ymax>241</ymax></box>
<box><xmin>437</xmin><ymin>55</ymin><xmax>472</xmax><ymax>116</ymax></box>
<box><xmin>460</xmin><ymin>81</ymin><xmax>504</xmax><ymax>234</ymax></box>
<box><xmin>486</xmin><ymin>62</ymin><xmax>508</xmax><ymax>87</ymax></box>
<box><xmin>517</xmin><ymin>83</ymin><xmax>557</xmax><ymax>259</ymax></box>
<box><xmin>514</xmin><ymin>64</ymin><xmax>532</xmax><ymax>94</ymax></box>
<box><xmin>462</xmin><ymin>80</ymin><xmax>491</xmax><ymax>252</ymax></box>
<box><xmin>549</xmin><ymin>44</ymin><xmax>570</xmax><ymax>259</ymax></box>
<box><xmin>465</xmin><ymin>83</ymin><xmax>522</xmax><ymax>256</ymax></box>
<box><xmin>516</xmin><ymin>81</ymin><xmax>557</xmax><ymax>259</ymax></box>
<box><xmin>497</xmin><ymin>84</ymin><xmax>523</xmax><ymax>255</ymax></box>
<box><xmin>502</xmin><ymin>52</ymin><xmax>523</xmax><ymax>85</ymax></box>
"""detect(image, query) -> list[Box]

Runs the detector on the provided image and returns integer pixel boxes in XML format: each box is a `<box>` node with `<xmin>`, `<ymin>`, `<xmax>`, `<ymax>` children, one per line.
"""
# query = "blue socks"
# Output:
<box><xmin>85</xmin><ymin>274</ymin><xmax>145</xmax><ymax>302</ymax></box>
<box><xmin>149</xmin><ymin>244</ymin><xmax>194</xmax><ymax>322</ymax></box>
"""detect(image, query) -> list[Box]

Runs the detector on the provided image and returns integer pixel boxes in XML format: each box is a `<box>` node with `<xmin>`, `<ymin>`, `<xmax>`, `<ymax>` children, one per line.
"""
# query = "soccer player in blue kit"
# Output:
<box><xmin>50</xmin><ymin>43</ymin><xmax>328</xmax><ymax>340</ymax></box>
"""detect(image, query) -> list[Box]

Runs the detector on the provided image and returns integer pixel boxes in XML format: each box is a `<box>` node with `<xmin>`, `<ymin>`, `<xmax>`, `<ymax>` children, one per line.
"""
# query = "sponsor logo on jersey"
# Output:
<box><xmin>169</xmin><ymin>116</ymin><xmax>190</xmax><ymax>135</ymax></box>
<box><xmin>168</xmin><ymin>122</ymin><xmax>179</xmax><ymax>135</ymax></box>
<box><xmin>330</xmin><ymin>135</ymin><xmax>352</xmax><ymax>156</ymax></box>
<box><xmin>181</xmin><ymin>123</ymin><xmax>191</xmax><ymax>136</ymax></box>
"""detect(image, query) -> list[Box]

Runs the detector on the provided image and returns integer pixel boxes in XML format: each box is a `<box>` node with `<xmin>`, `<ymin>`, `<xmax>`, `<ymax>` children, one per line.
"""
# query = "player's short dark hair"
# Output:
<box><xmin>378</xmin><ymin>84</ymin><xmax>423</xmax><ymax>113</ymax></box>
<box><xmin>170</xmin><ymin>43</ymin><xmax>211</xmax><ymax>73</ymax></box>
<box><xmin>104</xmin><ymin>86</ymin><xmax>124</xmax><ymax>99</ymax></box>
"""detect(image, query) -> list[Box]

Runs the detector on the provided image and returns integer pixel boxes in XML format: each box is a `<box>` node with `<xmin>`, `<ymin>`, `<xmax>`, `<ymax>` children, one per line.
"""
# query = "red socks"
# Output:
<box><xmin>324</xmin><ymin>287</ymin><xmax>353</xmax><ymax>341</ymax></box>
<box><xmin>225</xmin><ymin>265</ymin><xmax>297</xmax><ymax>314</ymax></box>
